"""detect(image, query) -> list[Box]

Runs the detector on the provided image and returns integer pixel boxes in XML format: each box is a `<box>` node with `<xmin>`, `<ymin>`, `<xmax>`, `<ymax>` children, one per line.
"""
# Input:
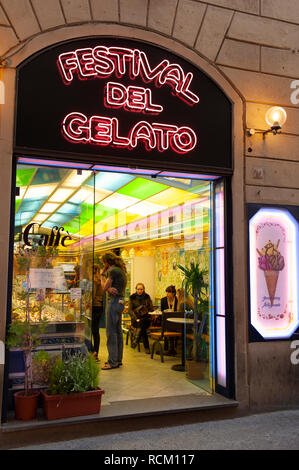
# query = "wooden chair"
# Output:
<box><xmin>149</xmin><ymin>311</ymin><xmax>183</xmax><ymax>363</ymax></box>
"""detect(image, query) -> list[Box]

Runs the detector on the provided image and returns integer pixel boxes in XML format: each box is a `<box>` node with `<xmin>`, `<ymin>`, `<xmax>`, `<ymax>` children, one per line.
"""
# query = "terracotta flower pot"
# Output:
<box><xmin>14</xmin><ymin>390</ymin><xmax>40</xmax><ymax>421</ymax></box>
<box><xmin>41</xmin><ymin>387</ymin><xmax>105</xmax><ymax>420</ymax></box>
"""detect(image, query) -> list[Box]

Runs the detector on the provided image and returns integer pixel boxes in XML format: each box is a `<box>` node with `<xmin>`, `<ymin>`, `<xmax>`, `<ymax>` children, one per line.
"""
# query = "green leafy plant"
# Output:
<box><xmin>47</xmin><ymin>352</ymin><xmax>100</xmax><ymax>396</ymax></box>
<box><xmin>32</xmin><ymin>350</ymin><xmax>53</xmax><ymax>386</ymax></box>
<box><xmin>178</xmin><ymin>262</ymin><xmax>209</xmax><ymax>362</ymax></box>
<box><xmin>6</xmin><ymin>319</ymin><xmax>48</xmax><ymax>395</ymax></box>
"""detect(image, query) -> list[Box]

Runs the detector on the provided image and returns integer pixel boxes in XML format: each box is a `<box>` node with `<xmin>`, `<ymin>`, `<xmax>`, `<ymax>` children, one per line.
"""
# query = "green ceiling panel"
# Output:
<box><xmin>117</xmin><ymin>177</ymin><xmax>168</xmax><ymax>199</ymax></box>
<box><xmin>79</xmin><ymin>203</ymin><xmax>94</xmax><ymax>224</ymax></box>
<box><xmin>16</xmin><ymin>168</ymin><xmax>35</xmax><ymax>187</ymax></box>
<box><xmin>94</xmin><ymin>205</ymin><xmax>117</xmax><ymax>223</ymax></box>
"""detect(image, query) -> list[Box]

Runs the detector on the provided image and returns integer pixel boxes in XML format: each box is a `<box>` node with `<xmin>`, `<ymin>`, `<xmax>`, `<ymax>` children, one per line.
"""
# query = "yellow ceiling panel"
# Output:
<box><xmin>146</xmin><ymin>188</ymin><xmax>198</xmax><ymax>207</ymax></box>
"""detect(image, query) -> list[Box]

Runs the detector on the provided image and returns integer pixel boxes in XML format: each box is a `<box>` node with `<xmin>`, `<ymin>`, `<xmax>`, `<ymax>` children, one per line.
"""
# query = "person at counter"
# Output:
<box><xmin>99</xmin><ymin>251</ymin><xmax>127</xmax><ymax>370</ymax></box>
<box><xmin>128</xmin><ymin>283</ymin><xmax>154</xmax><ymax>354</ymax></box>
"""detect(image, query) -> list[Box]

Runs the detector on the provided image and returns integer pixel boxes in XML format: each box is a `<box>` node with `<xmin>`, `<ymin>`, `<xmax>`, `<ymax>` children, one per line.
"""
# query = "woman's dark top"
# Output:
<box><xmin>128</xmin><ymin>292</ymin><xmax>153</xmax><ymax>321</ymax></box>
<box><xmin>108</xmin><ymin>266</ymin><xmax>127</xmax><ymax>297</ymax></box>
<box><xmin>160</xmin><ymin>296</ymin><xmax>178</xmax><ymax>312</ymax></box>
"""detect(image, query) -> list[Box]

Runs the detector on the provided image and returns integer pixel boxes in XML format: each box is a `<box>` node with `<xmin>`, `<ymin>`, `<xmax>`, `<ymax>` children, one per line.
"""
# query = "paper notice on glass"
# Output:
<box><xmin>29</xmin><ymin>267</ymin><xmax>67</xmax><ymax>290</ymax></box>
<box><xmin>29</xmin><ymin>269</ymin><xmax>55</xmax><ymax>288</ymax></box>
<box><xmin>70</xmin><ymin>288</ymin><xmax>82</xmax><ymax>300</ymax></box>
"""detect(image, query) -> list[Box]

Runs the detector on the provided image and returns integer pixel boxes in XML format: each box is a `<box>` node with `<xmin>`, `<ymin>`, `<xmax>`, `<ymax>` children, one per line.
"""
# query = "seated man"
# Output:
<box><xmin>160</xmin><ymin>285</ymin><xmax>179</xmax><ymax>356</ymax></box>
<box><xmin>128</xmin><ymin>283</ymin><xmax>153</xmax><ymax>354</ymax></box>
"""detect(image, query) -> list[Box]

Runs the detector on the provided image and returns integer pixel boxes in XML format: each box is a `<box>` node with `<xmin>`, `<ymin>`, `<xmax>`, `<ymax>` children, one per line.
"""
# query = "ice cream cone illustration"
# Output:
<box><xmin>263</xmin><ymin>270</ymin><xmax>279</xmax><ymax>306</ymax></box>
<box><xmin>257</xmin><ymin>239</ymin><xmax>285</xmax><ymax>308</ymax></box>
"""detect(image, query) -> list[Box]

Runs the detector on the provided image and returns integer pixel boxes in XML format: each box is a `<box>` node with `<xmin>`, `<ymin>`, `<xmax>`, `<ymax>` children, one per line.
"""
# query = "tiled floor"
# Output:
<box><xmin>98</xmin><ymin>329</ymin><xmax>211</xmax><ymax>406</ymax></box>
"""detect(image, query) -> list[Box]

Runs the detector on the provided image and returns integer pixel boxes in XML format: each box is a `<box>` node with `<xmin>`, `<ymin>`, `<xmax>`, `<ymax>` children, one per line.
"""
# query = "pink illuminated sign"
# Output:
<box><xmin>57</xmin><ymin>46</ymin><xmax>199</xmax><ymax>105</ymax></box>
<box><xmin>249</xmin><ymin>208</ymin><xmax>299</xmax><ymax>339</ymax></box>
<box><xmin>62</xmin><ymin>112</ymin><xmax>197</xmax><ymax>154</ymax></box>
<box><xmin>58</xmin><ymin>44</ymin><xmax>199</xmax><ymax>155</ymax></box>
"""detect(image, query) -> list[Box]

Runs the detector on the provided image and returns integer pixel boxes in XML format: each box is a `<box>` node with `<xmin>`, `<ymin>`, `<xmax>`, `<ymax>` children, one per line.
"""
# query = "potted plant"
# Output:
<box><xmin>41</xmin><ymin>351</ymin><xmax>104</xmax><ymax>420</ymax></box>
<box><xmin>6</xmin><ymin>318</ymin><xmax>48</xmax><ymax>420</ymax></box>
<box><xmin>178</xmin><ymin>262</ymin><xmax>209</xmax><ymax>379</ymax></box>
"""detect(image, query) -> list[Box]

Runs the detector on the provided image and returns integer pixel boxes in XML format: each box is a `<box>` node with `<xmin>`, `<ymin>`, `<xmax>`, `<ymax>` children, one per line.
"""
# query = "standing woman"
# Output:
<box><xmin>91</xmin><ymin>264</ymin><xmax>104</xmax><ymax>362</ymax></box>
<box><xmin>100</xmin><ymin>252</ymin><xmax>127</xmax><ymax>370</ymax></box>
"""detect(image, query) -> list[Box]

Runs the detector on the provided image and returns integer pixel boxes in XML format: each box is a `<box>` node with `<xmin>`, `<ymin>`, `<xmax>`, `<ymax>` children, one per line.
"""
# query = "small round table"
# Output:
<box><xmin>167</xmin><ymin>317</ymin><xmax>198</xmax><ymax>372</ymax></box>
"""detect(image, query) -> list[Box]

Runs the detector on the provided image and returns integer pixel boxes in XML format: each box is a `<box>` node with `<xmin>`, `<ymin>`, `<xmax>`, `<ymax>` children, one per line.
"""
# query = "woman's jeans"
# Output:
<box><xmin>106</xmin><ymin>296</ymin><xmax>124</xmax><ymax>367</ymax></box>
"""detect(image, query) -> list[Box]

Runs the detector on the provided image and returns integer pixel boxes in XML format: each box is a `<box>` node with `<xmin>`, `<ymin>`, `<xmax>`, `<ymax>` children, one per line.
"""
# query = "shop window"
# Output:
<box><xmin>8</xmin><ymin>160</ymin><xmax>229</xmax><ymax>406</ymax></box>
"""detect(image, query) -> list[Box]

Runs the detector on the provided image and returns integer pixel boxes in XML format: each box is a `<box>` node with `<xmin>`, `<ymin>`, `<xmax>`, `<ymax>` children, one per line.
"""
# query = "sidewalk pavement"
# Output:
<box><xmin>10</xmin><ymin>409</ymin><xmax>299</xmax><ymax>450</ymax></box>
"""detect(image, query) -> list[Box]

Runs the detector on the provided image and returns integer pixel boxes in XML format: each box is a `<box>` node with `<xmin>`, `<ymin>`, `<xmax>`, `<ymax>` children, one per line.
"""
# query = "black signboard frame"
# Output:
<box><xmin>14</xmin><ymin>36</ymin><xmax>232</xmax><ymax>175</ymax></box>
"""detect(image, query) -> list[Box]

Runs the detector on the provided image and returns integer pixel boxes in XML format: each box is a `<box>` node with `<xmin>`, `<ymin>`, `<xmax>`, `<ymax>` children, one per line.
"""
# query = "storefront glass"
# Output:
<box><xmin>10</xmin><ymin>160</ymin><xmax>219</xmax><ymax>403</ymax></box>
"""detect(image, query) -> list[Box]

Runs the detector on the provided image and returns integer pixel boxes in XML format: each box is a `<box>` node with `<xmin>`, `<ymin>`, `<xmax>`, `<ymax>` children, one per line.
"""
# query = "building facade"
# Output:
<box><xmin>0</xmin><ymin>0</ymin><xmax>298</xmax><ymax>426</ymax></box>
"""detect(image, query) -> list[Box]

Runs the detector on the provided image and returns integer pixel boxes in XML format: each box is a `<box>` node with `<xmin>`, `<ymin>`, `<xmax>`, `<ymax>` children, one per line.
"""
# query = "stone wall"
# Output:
<box><xmin>0</xmin><ymin>0</ymin><xmax>298</xmax><ymax>417</ymax></box>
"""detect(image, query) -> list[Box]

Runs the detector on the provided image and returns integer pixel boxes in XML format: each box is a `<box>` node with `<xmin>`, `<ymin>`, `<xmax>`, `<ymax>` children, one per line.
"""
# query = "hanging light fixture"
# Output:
<box><xmin>247</xmin><ymin>106</ymin><xmax>287</xmax><ymax>137</ymax></box>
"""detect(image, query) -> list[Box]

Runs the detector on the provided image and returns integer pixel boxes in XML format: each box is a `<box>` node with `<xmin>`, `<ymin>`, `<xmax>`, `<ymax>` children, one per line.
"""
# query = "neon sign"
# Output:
<box><xmin>62</xmin><ymin>112</ymin><xmax>197</xmax><ymax>154</ymax></box>
<box><xmin>57</xmin><ymin>46</ymin><xmax>200</xmax><ymax>106</ymax></box>
<box><xmin>249</xmin><ymin>208</ymin><xmax>299</xmax><ymax>339</ymax></box>
<box><xmin>58</xmin><ymin>44</ymin><xmax>200</xmax><ymax>155</ymax></box>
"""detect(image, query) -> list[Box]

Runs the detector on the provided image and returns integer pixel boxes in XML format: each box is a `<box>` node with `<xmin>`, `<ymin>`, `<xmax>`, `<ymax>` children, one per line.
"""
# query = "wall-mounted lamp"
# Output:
<box><xmin>247</xmin><ymin>106</ymin><xmax>287</xmax><ymax>137</ymax></box>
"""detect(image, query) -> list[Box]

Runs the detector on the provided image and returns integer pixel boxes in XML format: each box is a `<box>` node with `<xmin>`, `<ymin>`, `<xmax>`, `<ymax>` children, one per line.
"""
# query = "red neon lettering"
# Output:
<box><xmin>137</xmin><ymin>51</ymin><xmax>169</xmax><ymax>84</ymax></box>
<box><xmin>76</xmin><ymin>48</ymin><xmax>97</xmax><ymax>79</ymax></box>
<box><xmin>105</xmin><ymin>82</ymin><xmax>127</xmax><ymax>108</ymax></box>
<box><xmin>111</xmin><ymin>118</ymin><xmax>130</xmax><ymax>147</ymax></box>
<box><xmin>152</xmin><ymin>123</ymin><xmax>178</xmax><ymax>152</ymax></box>
<box><xmin>158</xmin><ymin>64</ymin><xmax>184</xmax><ymax>93</ymax></box>
<box><xmin>180</xmin><ymin>73</ymin><xmax>200</xmax><ymax>105</ymax></box>
<box><xmin>57</xmin><ymin>46</ymin><xmax>199</xmax><ymax>105</ymax></box>
<box><xmin>90</xmin><ymin>116</ymin><xmax>112</xmax><ymax>145</ymax></box>
<box><xmin>105</xmin><ymin>82</ymin><xmax>163</xmax><ymax>114</ymax></box>
<box><xmin>130</xmin><ymin>121</ymin><xmax>156</xmax><ymax>150</ymax></box>
<box><xmin>107</xmin><ymin>47</ymin><xmax>134</xmax><ymax>78</ymax></box>
<box><xmin>170</xmin><ymin>126</ymin><xmax>197</xmax><ymax>153</ymax></box>
<box><xmin>92</xmin><ymin>46</ymin><xmax>115</xmax><ymax>77</ymax></box>
<box><xmin>61</xmin><ymin>113</ymin><xmax>197</xmax><ymax>154</ymax></box>
<box><xmin>57</xmin><ymin>51</ymin><xmax>78</xmax><ymax>84</ymax></box>
<box><xmin>62</xmin><ymin>112</ymin><xmax>89</xmax><ymax>142</ymax></box>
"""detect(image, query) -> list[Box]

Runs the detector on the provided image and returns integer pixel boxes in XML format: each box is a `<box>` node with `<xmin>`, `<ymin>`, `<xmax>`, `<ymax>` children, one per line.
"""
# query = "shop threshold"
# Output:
<box><xmin>1</xmin><ymin>393</ymin><xmax>238</xmax><ymax>433</ymax></box>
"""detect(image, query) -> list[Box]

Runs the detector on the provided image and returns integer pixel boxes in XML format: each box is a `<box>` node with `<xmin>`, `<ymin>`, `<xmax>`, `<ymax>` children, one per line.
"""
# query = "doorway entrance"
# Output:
<box><xmin>8</xmin><ymin>156</ymin><xmax>228</xmax><ymax>412</ymax></box>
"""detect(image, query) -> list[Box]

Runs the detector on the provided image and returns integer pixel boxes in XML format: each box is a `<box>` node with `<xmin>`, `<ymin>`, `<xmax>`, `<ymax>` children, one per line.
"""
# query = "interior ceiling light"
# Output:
<box><xmin>63</xmin><ymin>170</ymin><xmax>92</xmax><ymax>187</ymax></box>
<box><xmin>31</xmin><ymin>213</ymin><xmax>49</xmax><ymax>221</ymax></box>
<box><xmin>24</xmin><ymin>184</ymin><xmax>56</xmax><ymax>199</ymax></box>
<box><xmin>100</xmin><ymin>193</ymin><xmax>141</xmax><ymax>210</ymax></box>
<box><xmin>48</xmin><ymin>187</ymin><xmax>75</xmax><ymax>203</ymax></box>
<box><xmin>40</xmin><ymin>202</ymin><xmax>60</xmax><ymax>213</ymax></box>
<box><xmin>126</xmin><ymin>201</ymin><xmax>167</xmax><ymax>216</ymax></box>
<box><xmin>247</xmin><ymin>106</ymin><xmax>287</xmax><ymax>137</ymax></box>
<box><xmin>69</xmin><ymin>187</ymin><xmax>94</xmax><ymax>203</ymax></box>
